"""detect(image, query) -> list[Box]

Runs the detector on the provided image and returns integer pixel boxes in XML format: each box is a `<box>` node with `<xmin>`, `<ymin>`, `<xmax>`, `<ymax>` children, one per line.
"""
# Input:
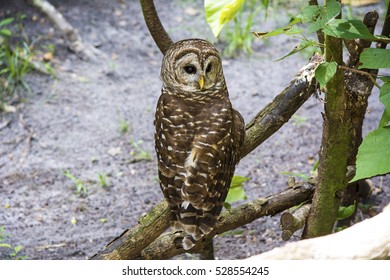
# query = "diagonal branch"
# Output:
<box><xmin>140</xmin><ymin>0</ymin><xmax>173</xmax><ymax>55</ymax></box>
<box><xmin>90</xmin><ymin>54</ymin><xmax>323</xmax><ymax>260</ymax></box>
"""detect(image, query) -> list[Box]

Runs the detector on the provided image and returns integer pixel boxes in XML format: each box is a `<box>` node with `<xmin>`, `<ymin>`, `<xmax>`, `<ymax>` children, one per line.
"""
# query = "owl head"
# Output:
<box><xmin>161</xmin><ymin>39</ymin><xmax>225</xmax><ymax>94</ymax></box>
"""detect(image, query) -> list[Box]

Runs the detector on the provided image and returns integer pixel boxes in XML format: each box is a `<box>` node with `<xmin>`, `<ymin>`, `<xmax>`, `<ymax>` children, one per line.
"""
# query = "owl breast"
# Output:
<box><xmin>154</xmin><ymin>89</ymin><xmax>244</xmax><ymax>250</ymax></box>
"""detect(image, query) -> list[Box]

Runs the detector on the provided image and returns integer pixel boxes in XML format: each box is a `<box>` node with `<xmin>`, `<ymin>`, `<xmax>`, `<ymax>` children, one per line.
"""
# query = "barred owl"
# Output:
<box><xmin>154</xmin><ymin>39</ymin><xmax>245</xmax><ymax>250</ymax></box>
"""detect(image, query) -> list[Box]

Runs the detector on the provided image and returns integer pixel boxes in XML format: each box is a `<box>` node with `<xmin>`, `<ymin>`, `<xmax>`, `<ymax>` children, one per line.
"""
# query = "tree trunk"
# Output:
<box><xmin>303</xmin><ymin>0</ymin><xmax>351</xmax><ymax>238</ymax></box>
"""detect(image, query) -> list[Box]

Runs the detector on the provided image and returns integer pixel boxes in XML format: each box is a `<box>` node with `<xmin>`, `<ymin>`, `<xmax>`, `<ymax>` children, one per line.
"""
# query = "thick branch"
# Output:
<box><xmin>303</xmin><ymin>1</ymin><xmax>350</xmax><ymax>238</ymax></box>
<box><xmin>251</xmin><ymin>203</ymin><xmax>390</xmax><ymax>259</ymax></box>
<box><xmin>90</xmin><ymin>201</ymin><xmax>170</xmax><ymax>260</ymax></box>
<box><xmin>140</xmin><ymin>0</ymin><xmax>173</xmax><ymax>55</ymax></box>
<box><xmin>241</xmin><ymin>53</ymin><xmax>323</xmax><ymax>158</ymax></box>
<box><xmin>137</xmin><ymin>183</ymin><xmax>314</xmax><ymax>260</ymax></box>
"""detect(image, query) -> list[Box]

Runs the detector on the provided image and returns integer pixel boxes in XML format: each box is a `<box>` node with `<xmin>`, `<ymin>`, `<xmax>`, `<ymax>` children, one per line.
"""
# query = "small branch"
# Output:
<box><xmin>140</xmin><ymin>0</ymin><xmax>173</xmax><ymax>55</ymax></box>
<box><xmin>280</xmin><ymin>203</ymin><xmax>311</xmax><ymax>241</ymax></box>
<box><xmin>338</xmin><ymin>65</ymin><xmax>380</xmax><ymax>88</ymax></box>
<box><xmin>251</xmin><ymin>203</ymin><xmax>390</xmax><ymax>260</ymax></box>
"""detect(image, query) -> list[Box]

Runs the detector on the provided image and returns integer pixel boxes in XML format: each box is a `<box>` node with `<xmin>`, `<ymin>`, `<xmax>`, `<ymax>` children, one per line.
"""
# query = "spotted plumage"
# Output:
<box><xmin>154</xmin><ymin>39</ymin><xmax>245</xmax><ymax>250</ymax></box>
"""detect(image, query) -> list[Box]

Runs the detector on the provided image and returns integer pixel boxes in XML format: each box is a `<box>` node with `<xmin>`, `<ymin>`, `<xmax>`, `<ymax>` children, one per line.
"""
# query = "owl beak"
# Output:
<box><xmin>198</xmin><ymin>75</ymin><xmax>205</xmax><ymax>90</ymax></box>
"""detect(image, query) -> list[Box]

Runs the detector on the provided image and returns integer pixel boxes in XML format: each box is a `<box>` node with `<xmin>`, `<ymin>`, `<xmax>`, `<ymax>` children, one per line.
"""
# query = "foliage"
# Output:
<box><xmin>337</xmin><ymin>202</ymin><xmax>356</xmax><ymax>221</ymax></box>
<box><xmin>352</xmin><ymin>127</ymin><xmax>390</xmax><ymax>182</ymax></box>
<box><xmin>129</xmin><ymin>139</ymin><xmax>152</xmax><ymax>162</ymax></box>
<box><xmin>225</xmin><ymin>175</ymin><xmax>249</xmax><ymax>209</ymax></box>
<box><xmin>205</xmin><ymin>0</ymin><xmax>268</xmax><ymax>56</ymax></box>
<box><xmin>205</xmin><ymin>0</ymin><xmax>246</xmax><ymax>37</ymax></box>
<box><xmin>0</xmin><ymin>227</ymin><xmax>27</xmax><ymax>260</ymax></box>
<box><xmin>314</xmin><ymin>61</ymin><xmax>337</xmax><ymax>89</ymax></box>
<box><xmin>352</xmin><ymin>46</ymin><xmax>390</xmax><ymax>182</ymax></box>
<box><xmin>0</xmin><ymin>17</ymin><xmax>32</xmax><ymax>109</ymax></box>
<box><xmin>63</xmin><ymin>170</ymin><xmax>88</xmax><ymax>197</ymax></box>
<box><xmin>98</xmin><ymin>173</ymin><xmax>110</xmax><ymax>188</ymax></box>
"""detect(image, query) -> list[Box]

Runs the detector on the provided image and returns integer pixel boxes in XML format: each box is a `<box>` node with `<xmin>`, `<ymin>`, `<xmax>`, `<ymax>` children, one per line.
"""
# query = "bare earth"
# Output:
<box><xmin>0</xmin><ymin>0</ymin><xmax>389</xmax><ymax>259</ymax></box>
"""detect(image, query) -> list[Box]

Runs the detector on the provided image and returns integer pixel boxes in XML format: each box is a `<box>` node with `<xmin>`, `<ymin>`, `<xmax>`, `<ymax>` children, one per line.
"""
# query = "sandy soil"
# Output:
<box><xmin>0</xmin><ymin>0</ymin><xmax>389</xmax><ymax>259</ymax></box>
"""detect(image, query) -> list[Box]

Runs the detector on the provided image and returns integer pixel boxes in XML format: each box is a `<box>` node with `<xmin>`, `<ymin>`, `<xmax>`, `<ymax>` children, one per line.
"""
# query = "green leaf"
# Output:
<box><xmin>352</xmin><ymin>127</ymin><xmax>390</xmax><ymax>182</ymax></box>
<box><xmin>323</xmin><ymin>19</ymin><xmax>376</xmax><ymax>40</ymax></box>
<box><xmin>295</xmin><ymin>5</ymin><xmax>322</xmax><ymax>23</ymax></box>
<box><xmin>0</xmin><ymin>29</ymin><xmax>12</xmax><ymax>37</ymax></box>
<box><xmin>252</xmin><ymin>26</ymin><xmax>303</xmax><ymax>39</ymax></box>
<box><xmin>379</xmin><ymin>82</ymin><xmax>390</xmax><ymax>128</ymax></box>
<box><xmin>359</xmin><ymin>49</ymin><xmax>390</xmax><ymax>69</ymax></box>
<box><xmin>276</xmin><ymin>40</ymin><xmax>316</xmax><ymax>61</ymax></box>
<box><xmin>0</xmin><ymin>18</ymin><xmax>14</xmax><ymax>27</ymax></box>
<box><xmin>307</xmin><ymin>0</ymin><xmax>341</xmax><ymax>33</ymax></box>
<box><xmin>0</xmin><ymin>243</ymin><xmax>13</xmax><ymax>249</ymax></box>
<box><xmin>226</xmin><ymin>175</ymin><xmax>248</xmax><ymax>203</ymax></box>
<box><xmin>205</xmin><ymin>0</ymin><xmax>245</xmax><ymax>37</ymax></box>
<box><xmin>314</xmin><ymin>61</ymin><xmax>338</xmax><ymax>88</ymax></box>
<box><xmin>337</xmin><ymin>203</ymin><xmax>356</xmax><ymax>220</ymax></box>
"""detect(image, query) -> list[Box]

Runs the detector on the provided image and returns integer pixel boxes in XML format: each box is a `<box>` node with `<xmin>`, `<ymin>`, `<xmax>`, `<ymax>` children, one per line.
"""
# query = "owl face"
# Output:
<box><xmin>161</xmin><ymin>39</ymin><xmax>225</xmax><ymax>94</ymax></box>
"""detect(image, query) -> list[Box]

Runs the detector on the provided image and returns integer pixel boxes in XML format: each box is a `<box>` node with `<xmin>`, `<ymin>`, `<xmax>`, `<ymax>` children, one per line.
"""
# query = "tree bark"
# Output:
<box><xmin>280</xmin><ymin>203</ymin><xmax>311</xmax><ymax>241</ymax></box>
<box><xmin>140</xmin><ymin>0</ymin><xmax>173</xmax><ymax>55</ymax></box>
<box><xmin>303</xmin><ymin>0</ymin><xmax>351</xmax><ymax>238</ymax></box>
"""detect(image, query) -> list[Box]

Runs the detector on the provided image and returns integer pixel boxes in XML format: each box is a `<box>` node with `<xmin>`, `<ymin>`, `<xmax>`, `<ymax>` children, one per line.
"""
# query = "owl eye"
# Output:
<box><xmin>206</xmin><ymin>63</ymin><xmax>212</xmax><ymax>73</ymax></box>
<box><xmin>184</xmin><ymin>65</ymin><xmax>197</xmax><ymax>74</ymax></box>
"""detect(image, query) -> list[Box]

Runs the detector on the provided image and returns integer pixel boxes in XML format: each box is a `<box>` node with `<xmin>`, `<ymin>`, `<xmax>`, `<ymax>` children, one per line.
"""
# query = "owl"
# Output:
<box><xmin>154</xmin><ymin>39</ymin><xmax>245</xmax><ymax>250</ymax></box>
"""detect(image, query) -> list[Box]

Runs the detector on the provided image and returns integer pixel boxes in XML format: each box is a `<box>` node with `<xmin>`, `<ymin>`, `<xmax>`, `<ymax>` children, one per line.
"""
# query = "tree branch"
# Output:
<box><xmin>140</xmin><ymin>0</ymin><xmax>173</xmax><ymax>55</ymax></box>
<box><xmin>27</xmin><ymin>0</ymin><xmax>102</xmax><ymax>60</ymax></box>
<box><xmin>241</xmin><ymin>53</ymin><xmax>323</xmax><ymax>158</ymax></box>
<box><xmin>136</xmin><ymin>182</ymin><xmax>315</xmax><ymax>260</ymax></box>
<box><xmin>280</xmin><ymin>203</ymin><xmax>311</xmax><ymax>241</ymax></box>
<box><xmin>251</xmin><ymin>203</ymin><xmax>390</xmax><ymax>259</ymax></box>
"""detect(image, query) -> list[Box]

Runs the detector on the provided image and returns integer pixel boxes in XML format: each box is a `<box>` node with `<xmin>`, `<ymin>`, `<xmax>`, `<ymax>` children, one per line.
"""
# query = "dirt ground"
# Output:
<box><xmin>0</xmin><ymin>0</ymin><xmax>389</xmax><ymax>260</ymax></box>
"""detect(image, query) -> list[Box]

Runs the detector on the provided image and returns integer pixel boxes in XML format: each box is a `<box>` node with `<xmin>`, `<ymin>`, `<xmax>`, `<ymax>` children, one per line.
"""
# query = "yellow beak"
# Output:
<box><xmin>198</xmin><ymin>75</ymin><xmax>205</xmax><ymax>90</ymax></box>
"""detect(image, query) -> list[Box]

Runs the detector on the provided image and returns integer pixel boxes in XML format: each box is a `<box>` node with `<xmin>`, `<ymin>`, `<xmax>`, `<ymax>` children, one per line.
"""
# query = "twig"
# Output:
<box><xmin>338</xmin><ymin>65</ymin><xmax>380</xmax><ymax>88</ymax></box>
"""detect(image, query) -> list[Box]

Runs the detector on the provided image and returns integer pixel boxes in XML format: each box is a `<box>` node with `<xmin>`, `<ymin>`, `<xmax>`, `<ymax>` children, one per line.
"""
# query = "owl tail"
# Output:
<box><xmin>172</xmin><ymin>202</ymin><xmax>217</xmax><ymax>250</ymax></box>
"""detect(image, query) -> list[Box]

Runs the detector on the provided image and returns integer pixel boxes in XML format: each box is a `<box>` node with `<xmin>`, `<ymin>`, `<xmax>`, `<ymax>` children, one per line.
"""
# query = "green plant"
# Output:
<box><xmin>64</xmin><ymin>170</ymin><xmax>88</xmax><ymax>197</ymax></box>
<box><xmin>0</xmin><ymin>227</ymin><xmax>27</xmax><ymax>260</ymax></box>
<box><xmin>119</xmin><ymin>119</ymin><xmax>130</xmax><ymax>134</ymax></box>
<box><xmin>224</xmin><ymin>175</ymin><xmax>249</xmax><ymax>209</ymax></box>
<box><xmin>222</xmin><ymin>1</ymin><xmax>263</xmax><ymax>56</ymax></box>
<box><xmin>98</xmin><ymin>172</ymin><xmax>109</xmax><ymax>188</ymax></box>
<box><xmin>0</xmin><ymin>17</ymin><xmax>32</xmax><ymax>109</ymax></box>
<box><xmin>129</xmin><ymin>139</ymin><xmax>151</xmax><ymax>162</ymax></box>
<box><xmin>205</xmin><ymin>0</ymin><xmax>266</xmax><ymax>56</ymax></box>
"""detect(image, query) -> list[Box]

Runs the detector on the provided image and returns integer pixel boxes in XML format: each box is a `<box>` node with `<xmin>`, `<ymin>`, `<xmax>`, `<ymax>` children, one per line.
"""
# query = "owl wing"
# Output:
<box><xmin>179</xmin><ymin>103</ymin><xmax>245</xmax><ymax>250</ymax></box>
